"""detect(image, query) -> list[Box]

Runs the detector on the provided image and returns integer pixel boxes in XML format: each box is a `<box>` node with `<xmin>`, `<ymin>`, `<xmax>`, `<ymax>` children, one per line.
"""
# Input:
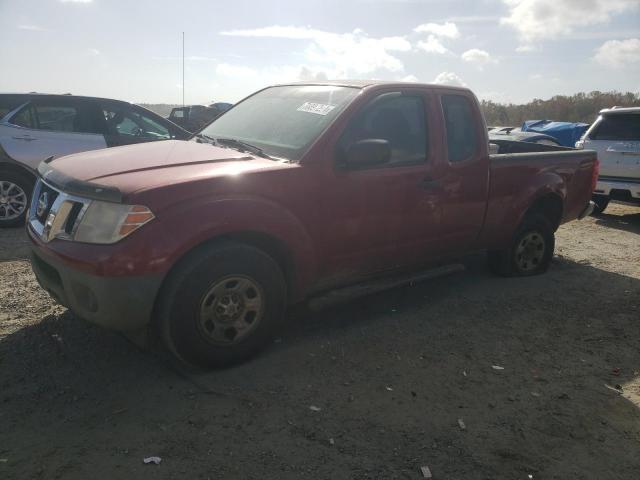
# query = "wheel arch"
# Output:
<box><xmin>154</xmin><ymin>229</ymin><xmax>300</xmax><ymax>314</ymax></box>
<box><xmin>524</xmin><ymin>192</ymin><xmax>564</xmax><ymax>231</ymax></box>
<box><xmin>0</xmin><ymin>160</ymin><xmax>37</xmax><ymax>184</ymax></box>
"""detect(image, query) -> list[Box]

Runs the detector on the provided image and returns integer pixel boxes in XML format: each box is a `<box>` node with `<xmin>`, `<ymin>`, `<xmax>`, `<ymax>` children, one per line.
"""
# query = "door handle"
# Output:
<box><xmin>12</xmin><ymin>135</ymin><xmax>37</xmax><ymax>141</ymax></box>
<box><xmin>418</xmin><ymin>178</ymin><xmax>442</xmax><ymax>190</ymax></box>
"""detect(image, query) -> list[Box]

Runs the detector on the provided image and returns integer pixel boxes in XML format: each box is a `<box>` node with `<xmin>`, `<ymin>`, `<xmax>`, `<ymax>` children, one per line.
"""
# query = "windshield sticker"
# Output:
<box><xmin>297</xmin><ymin>102</ymin><xmax>336</xmax><ymax>116</ymax></box>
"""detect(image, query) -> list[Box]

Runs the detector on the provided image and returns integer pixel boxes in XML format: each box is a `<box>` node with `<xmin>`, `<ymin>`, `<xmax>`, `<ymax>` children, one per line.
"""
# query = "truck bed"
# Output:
<box><xmin>482</xmin><ymin>140</ymin><xmax>598</xmax><ymax>249</ymax></box>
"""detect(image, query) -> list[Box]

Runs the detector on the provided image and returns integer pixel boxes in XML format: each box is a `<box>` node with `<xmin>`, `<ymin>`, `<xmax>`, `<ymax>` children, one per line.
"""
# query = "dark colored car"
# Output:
<box><xmin>168</xmin><ymin>102</ymin><xmax>232</xmax><ymax>132</ymax></box>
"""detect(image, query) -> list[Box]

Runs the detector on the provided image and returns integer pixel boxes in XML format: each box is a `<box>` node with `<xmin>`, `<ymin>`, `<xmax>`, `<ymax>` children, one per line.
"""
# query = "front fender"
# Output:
<box><xmin>154</xmin><ymin>194</ymin><xmax>317</xmax><ymax>298</ymax></box>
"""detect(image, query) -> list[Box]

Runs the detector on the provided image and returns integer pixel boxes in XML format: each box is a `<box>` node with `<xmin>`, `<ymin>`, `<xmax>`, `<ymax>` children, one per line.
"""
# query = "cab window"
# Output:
<box><xmin>339</xmin><ymin>93</ymin><xmax>428</xmax><ymax>167</ymax></box>
<box><xmin>441</xmin><ymin>95</ymin><xmax>478</xmax><ymax>163</ymax></box>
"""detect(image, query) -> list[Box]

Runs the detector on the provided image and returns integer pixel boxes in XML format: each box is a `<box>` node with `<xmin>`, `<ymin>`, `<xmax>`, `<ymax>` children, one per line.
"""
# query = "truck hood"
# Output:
<box><xmin>49</xmin><ymin>140</ymin><xmax>252</xmax><ymax>182</ymax></box>
<box><xmin>40</xmin><ymin>140</ymin><xmax>288</xmax><ymax>201</ymax></box>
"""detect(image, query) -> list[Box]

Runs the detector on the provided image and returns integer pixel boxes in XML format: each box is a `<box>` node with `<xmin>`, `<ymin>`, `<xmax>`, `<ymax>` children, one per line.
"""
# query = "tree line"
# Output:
<box><xmin>481</xmin><ymin>91</ymin><xmax>640</xmax><ymax>127</ymax></box>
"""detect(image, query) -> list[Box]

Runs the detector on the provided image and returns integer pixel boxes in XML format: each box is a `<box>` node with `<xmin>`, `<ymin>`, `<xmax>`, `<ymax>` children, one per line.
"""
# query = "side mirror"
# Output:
<box><xmin>344</xmin><ymin>139</ymin><xmax>391</xmax><ymax>169</ymax></box>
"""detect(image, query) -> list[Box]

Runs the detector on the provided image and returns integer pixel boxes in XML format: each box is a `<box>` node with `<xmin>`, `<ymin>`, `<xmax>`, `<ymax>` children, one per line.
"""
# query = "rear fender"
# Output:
<box><xmin>482</xmin><ymin>171</ymin><xmax>566</xmax><ymax>249</ymax></box>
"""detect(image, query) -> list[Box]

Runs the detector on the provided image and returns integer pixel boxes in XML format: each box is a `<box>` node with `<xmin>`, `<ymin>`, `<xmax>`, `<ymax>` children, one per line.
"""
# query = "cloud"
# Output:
<box><xmin>416</xmin><ymin>35</ymin><xmax>450</xmax><ymax>55</ymax></box>
<box><xmin>60</xmin><ymin>0</ymin><xmax>93</xmax><ymax>3</ymax></box>
<box><xmin>18</xmin><ymin>24</ymin><xmax>47</xmax><ymax>31</ymax></box>
<box><xmin>401</xmin><ymin>74</ymin><xmax>419</xmax><ymax>82</ymax></box>
<box><xmin>461</xmin><ymin>48</ymin><xmax>496</xmax><ymax>68</ymax></box>
<box><xmin>414</xmin><ymin>22</ymin><xmax>460</xmax><ymax>39</ymax></box>
<box><xmin>215</xmin><ymin>63</ymin><xmax>333</xmax><ymax>84</ymax></box>
<box><xmin>87</xmin><ymin>48</ymin><xmax>100</xmax><ymax>56</ymax></box>
<box><xmin>500</xmin><ymin>0</ymin><xmax>638</xmax><ymax>46</ymax></box>
<box><xmin>432</xmin><ymin>72</ymin><xmax>467</xmax><ymax>87</ymax></box>
<box><xmin>593</xmin><ymin>38</ymin><xmax>640</xmax><ymax>68</ymax></box>
<box><xmin>221</xmin><ymin>26</ymin><xmax>411</xmax><ymax>75</ymax></box>
<box><xmin>515</xmin><ymin>44</ymin><xmax>539</xmax><ymax>53</ymax></box>
<box><xmin>216</xmin><ymin>63</ymin><xmax>257</xmax><ymax>78</ymax></box>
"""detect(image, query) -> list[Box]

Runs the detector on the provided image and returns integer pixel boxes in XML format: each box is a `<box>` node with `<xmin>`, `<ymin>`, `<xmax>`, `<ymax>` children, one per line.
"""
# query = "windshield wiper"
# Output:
<box><xmin>194</xmin><ymin>133</ymin><xmax>217</xmax><ymax>144</ymax></box>
<box><xmin>213</xmin><ymin>137</ymin><xmax>273</xmax><ymax>159</ymax></box>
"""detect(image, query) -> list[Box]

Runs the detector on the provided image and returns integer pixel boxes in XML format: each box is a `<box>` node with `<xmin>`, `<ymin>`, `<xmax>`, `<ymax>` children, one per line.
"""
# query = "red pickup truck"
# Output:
<box><xmin>27</xmin><ymin>81</ymin><xmax>597</xmax><ymax>367</ymax></box>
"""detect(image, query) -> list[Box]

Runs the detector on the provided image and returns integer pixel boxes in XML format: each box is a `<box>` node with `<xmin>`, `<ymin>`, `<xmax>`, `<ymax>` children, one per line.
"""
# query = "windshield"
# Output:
<box><xmin>199</xmin><ymin>85</ymin><xmax>360</xmax><ymax>161</ymax></box>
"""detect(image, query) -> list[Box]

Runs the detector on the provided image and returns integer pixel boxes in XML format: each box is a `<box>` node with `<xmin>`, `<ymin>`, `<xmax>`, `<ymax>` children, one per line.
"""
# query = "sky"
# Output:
<box><xmin>1</xmin><ymin>0</ymin><xmax>639</xmax><ymax>105</ymax></box>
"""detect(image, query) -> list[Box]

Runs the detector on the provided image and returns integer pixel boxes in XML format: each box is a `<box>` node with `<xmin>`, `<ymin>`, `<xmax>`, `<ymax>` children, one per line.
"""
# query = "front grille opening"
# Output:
<box><xmin>64</xmin><ymin>202</ymin><xmax>84</xmax><ymax>234</ymax></box>
<box><xmin>36</xmin><ymin>184</ymin><xmax>59</xmax><ymax>223</ymax></box>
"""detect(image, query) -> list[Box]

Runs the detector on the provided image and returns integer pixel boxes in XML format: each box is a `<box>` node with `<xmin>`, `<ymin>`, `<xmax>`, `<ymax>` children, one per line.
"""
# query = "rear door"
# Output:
<box><xmin>434</xmin><ymin>92</ymin><xmax>490</xmax><ymax>252</ymax></box>
<box><xmin>0</xmin><ymin>99</ymin><xmax>107</xmax><ymax>169</ymax></box>
<box><xmin>584</xmin><ymin>113</ymin><xmax>640</xmax><ymax>180</ymax></box>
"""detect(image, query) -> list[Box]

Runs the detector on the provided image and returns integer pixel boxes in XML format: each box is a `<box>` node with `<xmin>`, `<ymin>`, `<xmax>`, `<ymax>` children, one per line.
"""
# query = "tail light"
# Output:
<box><xmin>591</xmin><ymin>158</ymin><xmax>599</xmax><ymax>192</ymax></box>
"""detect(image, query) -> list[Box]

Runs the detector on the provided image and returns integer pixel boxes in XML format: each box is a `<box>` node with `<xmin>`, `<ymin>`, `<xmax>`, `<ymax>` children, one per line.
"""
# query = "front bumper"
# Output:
<box><xmin>29</xmin><ymin>238</ymin><xmax>163</xmax><ymax>332</ymax></box>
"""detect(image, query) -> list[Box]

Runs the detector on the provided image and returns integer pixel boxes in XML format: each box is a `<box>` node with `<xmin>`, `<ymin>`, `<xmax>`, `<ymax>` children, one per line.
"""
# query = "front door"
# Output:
<box><xmin>318</xmin><ymin>90</ymin><xmax>443</xmax><ymax>284</ymax></box>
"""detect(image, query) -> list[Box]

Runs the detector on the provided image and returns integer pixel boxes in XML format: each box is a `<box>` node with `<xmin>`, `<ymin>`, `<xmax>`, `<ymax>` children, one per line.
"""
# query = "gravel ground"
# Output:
<box><xmin>0</xmin><ymin>203</ymin><xmax>639</xmax><ymax>480</ymax></box>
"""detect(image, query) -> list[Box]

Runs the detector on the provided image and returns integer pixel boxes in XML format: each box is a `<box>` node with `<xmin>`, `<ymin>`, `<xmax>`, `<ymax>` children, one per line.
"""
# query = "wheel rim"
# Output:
<box><xmin>0</xmin><ymin>181</ymin><xmax>28</xmax><ymax>221</ymax></box>
<box><xmin>515</xmin><ymin>231</ymin><xmax>546</xmax><ymax>272</ymax></box>
<box><xmin>197</xmin><ymin>275</ymin><xmax>265</xmax><ymax>345</ymax></box>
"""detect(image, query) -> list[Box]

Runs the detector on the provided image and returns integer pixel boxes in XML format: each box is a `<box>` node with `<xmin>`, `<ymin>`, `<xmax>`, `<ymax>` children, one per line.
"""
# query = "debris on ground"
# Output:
<box><xmin>309</xmin><ymin>405</ymin><xmax>322</xmax><ymax>412</ymax></box>
<box><xmin>458</xmin><ymin>418</ymin><xmax>466</xmax><ymax>430</ymax></box>
<box><xmin>329</xmin><ymin>438</ymin><xmax>335</xmax><ymax>446</ymax></box>
<box><xmin>143</xmin><ymin>456</ymin><xmax>162</xmax><ymax>465</ymax></box>
<box><xmin>386</xmin><ymin>386</ymin><xmax>393</xmax><ymax>391</ymax></box>
<box><xmin>492</xmin><ymin>365</ymin><xmax>505</xmax><ymax>370</ymax></box>
<box><xmin>420</xmin><ymin>465</ymin><xmax>433</xmax><ymax>478</ymax></box>
<box><xmin>611</xmin><ymin>368</ymin><xmax>620</xmax><ymax>376</ymax></box>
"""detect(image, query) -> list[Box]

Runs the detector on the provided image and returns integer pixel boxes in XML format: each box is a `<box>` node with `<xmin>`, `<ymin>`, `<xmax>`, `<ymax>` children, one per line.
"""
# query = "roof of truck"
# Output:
<box><xmin>278</xmin><ymin>80</ymin><xmax>470</xmax><ymax>91</ymax></box>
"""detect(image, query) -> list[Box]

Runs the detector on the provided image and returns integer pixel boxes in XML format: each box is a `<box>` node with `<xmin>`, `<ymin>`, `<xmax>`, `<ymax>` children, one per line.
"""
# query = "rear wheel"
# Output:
<box><xmin>591</xmin><ymin>195</ymin><xmax>609</xmax><ymax>215</ymax></box>
<box><xmin>158</xmin><ymin>242</ymin><xmax>287</xmax><ymax>368</ymax></box>
<box><xmin>488</xmin><ymin>213</ymin><xmax>555</xmax><ymax>277</ymax></box>
<box><xmin>0</xmin><ymin>171</ymin><xmax>32</xmax><ymax>228</ymax></box>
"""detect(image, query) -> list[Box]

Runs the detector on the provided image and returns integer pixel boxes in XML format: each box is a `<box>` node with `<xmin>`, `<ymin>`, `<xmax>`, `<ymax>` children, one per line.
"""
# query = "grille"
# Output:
<box><xmin>36</xmin><ymin>183</ymin><xmax>59</xmax><ymax>223</ymax></box>
<box><xmin>29</xmin><ymin>180</ymin><xmax>91</xmax><ymax>242</ymax></box>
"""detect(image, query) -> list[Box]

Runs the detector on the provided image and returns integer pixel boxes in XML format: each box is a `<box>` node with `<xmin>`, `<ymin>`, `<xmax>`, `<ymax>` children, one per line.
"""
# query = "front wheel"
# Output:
<box><xmin>158</xmin><ymin>242</ymin><xmax>287</xmax><ymax>368</ymax></box>
<box><xmin>0</xmin><ymin>171</ymin><xmax>33</xmax><ymax>227</ymax></box>
<box><xmin>488</xmin><ymin>213</ymin><xmax>555</xmax><ymax>277</ymax></box>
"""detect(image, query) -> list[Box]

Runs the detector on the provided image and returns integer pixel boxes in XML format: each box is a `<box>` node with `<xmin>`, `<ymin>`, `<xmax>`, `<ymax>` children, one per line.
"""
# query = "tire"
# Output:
<box><xmin>158</xmin><ymin>242</ymin><xmax>287</xmax><ymax>368</ymax></box>
<box><xmin>591</xmin><ymin>195</ymin><xmax>609</xmax><ymax>216</ymax></box>
<box><xmin>488</xmin><ymin>213</ymin><xmax>555</xmax><ymax>277</ymax></box>
<box><xmin>0</xmin><ymin>170</ymin><xmax>33</xmax><ymax>228</ymax></box>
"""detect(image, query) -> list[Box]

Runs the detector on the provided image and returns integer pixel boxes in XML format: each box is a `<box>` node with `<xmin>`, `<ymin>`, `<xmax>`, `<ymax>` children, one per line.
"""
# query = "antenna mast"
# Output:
<box><xmin>182</xmin><ymin>31</ymin><xmax>185</xmax><ymax>107</ymax></box>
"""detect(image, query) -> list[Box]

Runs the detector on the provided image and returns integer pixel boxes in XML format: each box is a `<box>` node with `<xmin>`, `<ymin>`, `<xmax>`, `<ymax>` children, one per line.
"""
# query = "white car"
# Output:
<box><xmin>577</xmin><ymin>107</ymin><xmax>640</xmax><ymax>214</ymax></box>
<box><xmin>0</xmin><ymin>93</ymin><xmax>190</xmax><ymax>227</ymax></box>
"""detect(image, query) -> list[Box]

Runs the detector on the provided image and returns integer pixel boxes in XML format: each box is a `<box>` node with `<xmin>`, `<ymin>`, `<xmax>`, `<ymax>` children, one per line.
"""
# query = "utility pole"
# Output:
<box><xmin>182</xmin><ymin>31</ymin><xmax>185</xmax><ymax>108</ymax></box>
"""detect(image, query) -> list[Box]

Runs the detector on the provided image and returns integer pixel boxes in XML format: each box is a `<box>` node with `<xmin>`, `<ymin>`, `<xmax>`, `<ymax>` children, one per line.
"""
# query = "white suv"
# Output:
<box><xmin>577</xmin><ymin>107</ymin><xmax>640</xmax><ymax>214</ymax></box>
<box><xmin>0</xmin><ymin>93</ymin><xmax>189</xmax><ymax>227</ymax></box>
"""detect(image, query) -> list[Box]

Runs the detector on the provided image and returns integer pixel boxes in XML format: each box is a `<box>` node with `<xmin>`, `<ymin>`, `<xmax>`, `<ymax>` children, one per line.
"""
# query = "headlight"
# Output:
<box><xmin>74</xmin><ymin>201</ymin><xmax>155</xmax><ymax>244</ymax></box>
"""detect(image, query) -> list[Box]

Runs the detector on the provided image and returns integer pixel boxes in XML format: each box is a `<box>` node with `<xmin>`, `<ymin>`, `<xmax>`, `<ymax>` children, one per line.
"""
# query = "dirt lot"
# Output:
<box><xmin>1</xmin><ymin>204</ymin><xmax>639</xmax><ymax>480</ymax></box>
